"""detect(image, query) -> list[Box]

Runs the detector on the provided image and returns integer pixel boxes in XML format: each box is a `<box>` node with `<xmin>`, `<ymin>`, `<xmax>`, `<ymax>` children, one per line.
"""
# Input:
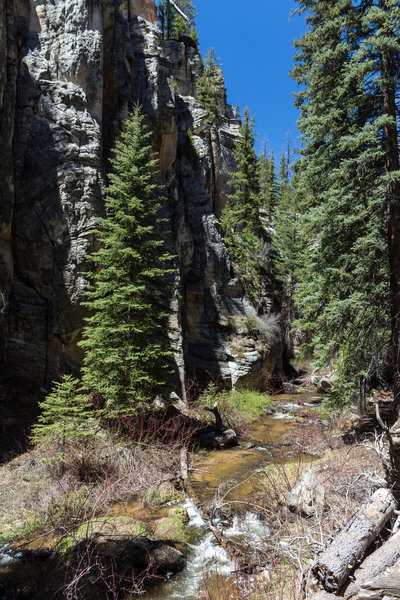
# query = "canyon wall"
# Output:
<box><xmin>0</xmin><ymin>0</ymin><xmax>283</xmax><ymax>434</ymax></box>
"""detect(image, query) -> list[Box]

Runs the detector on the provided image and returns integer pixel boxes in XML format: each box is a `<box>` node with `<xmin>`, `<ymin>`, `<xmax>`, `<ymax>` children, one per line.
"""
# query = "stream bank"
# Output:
<box><xmin>0</xmin><ymin>389</ymin><xmax>384</xmax><ymax>599</ymax></box>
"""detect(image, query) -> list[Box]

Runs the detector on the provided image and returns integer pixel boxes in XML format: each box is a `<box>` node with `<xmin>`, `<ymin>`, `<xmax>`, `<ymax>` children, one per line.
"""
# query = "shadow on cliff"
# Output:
<box><xmin>0</xmin><ymin>64</ymin><xmax>75</xmax><ymax>462</ymax></box>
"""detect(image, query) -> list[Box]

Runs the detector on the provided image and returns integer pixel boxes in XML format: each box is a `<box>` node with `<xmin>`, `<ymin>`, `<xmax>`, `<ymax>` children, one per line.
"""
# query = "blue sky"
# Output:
<box><xmin>195</xmin><ymin>1</ymin><xmax>306</xmax><ymax>158</ymax></box>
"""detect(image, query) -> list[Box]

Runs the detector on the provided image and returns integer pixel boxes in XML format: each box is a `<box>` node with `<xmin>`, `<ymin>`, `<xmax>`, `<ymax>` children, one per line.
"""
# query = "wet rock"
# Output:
<box><xmin>168</xmin><ymin>506</ymin><xmax>190</xmax><ymax>524</ymax></box>
<box><xmin>14</xmin><ymin>548</ymin><xmax>52</xmax><ymax>563</ymax></box>
<box><xmin>0</xmin><ymin>547</ymin><xmax>52</xmax><ymax>566</ymax></box>
<box><xmin>124</xmin><ymin>537</ymin><xmax>185</xmax><ymax>573</ymax></box>
<box><xmin>71</xmin><ymin>534</ymin><xmax>185</xmax><ymax>575</ymax></box>
<box><xmin>146</xmin><ymin>481</ymin><xmax>183</xmax><ymax>506</ymax></box>
<box><xmin>196</xmin><ymin>428</ymin><xmax>238</xmax><ymax>449</ymax></box>
<box><xmin>74</xmin><ymin>517</ymin><xmax>148</xmax><ymax>542</ymax></box>
<box><xmin>307</xmin><ymin>396</ymin><xmax>324</xmax><ymax>405</ymax></box>
<box><xmin>287</xmin><ymin>470</ymin><xmax>325</xmax><ymax>517</ymax></box>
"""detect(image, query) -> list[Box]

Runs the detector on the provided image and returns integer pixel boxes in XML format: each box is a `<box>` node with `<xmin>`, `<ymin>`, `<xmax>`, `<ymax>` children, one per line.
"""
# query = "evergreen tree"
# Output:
<box><xmin>196</xmin><ymin>48</ymin><xmax>225</xmax><ymax>127</ymax></box>
<box><xmin>220</xmin><ymin>107</ymin><xmax>263</xmax><ymax>290</ymax></box>
<box><xmin>31</xmin><ymin>375</ymin><xmax>92</xmax><ymax>448</ymax></box>
<box><xmin>172</xmin><ymin>0</ymin><xmax>198</xmax><ymax>43</ymax></box>
<box><xmin>158</xmin><ymin>0</ymin><xmax>174</xmax><ymax>39</ymax></box>
<box><xmin>158</xmin><ymin>0</ymin><xmax>198</xmax><ymax>43</ymax></box>
<box><xmin>292</xmin><ymin>0</ymin><xmax>400</xmax><ymax>409</ymax></box>
<box><xmin>80</xmin><ymin>106</ymin><xmax>176</xmax><ymax>417</ymax></box>
<box><xmin>278</xmin><ymin>144</ymin><xmax>290</xmax><ymax>200</ymax></box>
<box><xmin>273</xmin><ymin>170</ymin><xmax>303</xmax><ymax>358</ymax></box>
<box><xmin>259</xmin><ymin>145</ymin><xmax>278</xmax><ymax>214</ymax></box>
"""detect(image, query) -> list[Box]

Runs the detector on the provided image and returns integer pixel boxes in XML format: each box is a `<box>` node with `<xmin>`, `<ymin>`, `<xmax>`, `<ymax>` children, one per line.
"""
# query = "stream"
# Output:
<box><xmin>142</xmin><ymin>391</ymin><xmax>325</xmax><ymax>600</ymax></box>
<box><xmin>0</xmin><ymin>390</ymin><xmax>325</xmax><ymax>599</ymax></box>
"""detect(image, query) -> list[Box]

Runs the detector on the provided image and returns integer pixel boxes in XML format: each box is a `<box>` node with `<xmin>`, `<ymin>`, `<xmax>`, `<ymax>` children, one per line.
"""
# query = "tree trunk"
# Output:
<box><xmin>380</xmin><ymin>0</ymin><xmax>400</xmax><ymax>495</ymax></box>
<box><xmin>344</xmin><ymin>530</ymin><xmax>400</xmax><ymax>599</ymax></box>
<box><xmin>312</xmin><ymin>488</ymin><xmax>396</xmax><ymax>592</ymax></box>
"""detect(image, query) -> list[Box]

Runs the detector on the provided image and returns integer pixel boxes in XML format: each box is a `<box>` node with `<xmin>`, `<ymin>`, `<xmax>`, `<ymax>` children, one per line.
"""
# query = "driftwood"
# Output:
<box><xmin>344</xmin><ymin>530</ymin><xmax>400</xmax><ymax>599</ymax></box>
<box><xmin>312</xmin><ymin>488</ymin><xmax>396</xmax><ymax>592</ymax></box>
<box><xmin>180</xmin><ymin>447</ymin><xmax>189</xmax><ymax>490</ymax></box>
<box><xmin>204</xmin><ymin>403</ymin><xmax>225</xmax><ymax>434</ymax></box>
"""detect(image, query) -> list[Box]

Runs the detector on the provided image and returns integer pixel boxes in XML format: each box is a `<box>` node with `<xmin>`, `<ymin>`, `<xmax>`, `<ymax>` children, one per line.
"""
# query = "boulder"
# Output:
<box><xmin>73</xmin><ymin>516</ymin><xmax>148</xmax><ymax>542</ymax></box>
<box><xmin>168</xmin><ymin>506</ymin><xmax>190</xmax><ymax>524</ymax></box>
<box><xmin>196</xmin><ymin>427</ymin><xmax>238</xmax><ymax>449</ymax></box>
<box><xmin>124</xmin><ymin>537</ymin><xmax>186</xmax><ymax>573</ymax></box>
<box><xmin>152</xmin><ymin>516</ymin><xmax>189</xmax><ymax>543</ymax></box>
<box><xmin>311</xmin><ymin>376</ymin><xmax>333</xmax><ymax>393</ymax></box>
<box><xmin>287</xmin><ymin>470</ymin><xmax>325</xmax><ymax>517</ymax></box>
<box><xmin>146</xmin><ymin>481</ymin><xmax>183</xmax><ymax>506</ymax></box>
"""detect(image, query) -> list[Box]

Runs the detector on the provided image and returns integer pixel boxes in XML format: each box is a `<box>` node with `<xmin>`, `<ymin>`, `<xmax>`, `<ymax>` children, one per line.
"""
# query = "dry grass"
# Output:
<box><xmin>197</xmin><ymin>424</ymin><xmax>385</xmax><ymax>600</ymax></box>
<box><xmin>0</xmin><ymin>433</ymin><xmax>183</xmax><ymax>543</ymax></box>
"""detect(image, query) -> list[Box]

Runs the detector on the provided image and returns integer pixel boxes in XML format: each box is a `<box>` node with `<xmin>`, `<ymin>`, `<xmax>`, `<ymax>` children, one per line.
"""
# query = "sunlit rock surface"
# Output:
<box><xmin>0</xmin><ymin>0</ymin><xmax>283</xmax><ymax>435</ymax></box>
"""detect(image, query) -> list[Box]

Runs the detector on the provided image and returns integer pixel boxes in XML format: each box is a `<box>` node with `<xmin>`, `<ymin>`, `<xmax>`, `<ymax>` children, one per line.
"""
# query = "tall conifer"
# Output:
<box><xmin>80</xmin><ymin>106</ymin><xmax>176</xmax><ymax>416</ymax></box>
<box><xmin>158</xmin><ymin>0</ymin><xmax>198</xmax><ymax>43</ymax></box>
<box><xmin>196</xmin><ymin>48</ymin><xmax>225</xmax><ymax>127</ymax></box>
<box><xmin>221</xmin><ymin>108</ymin><xmax>263</xmax><ymax>290</ymax></box>
<box><xmin>293</xmin><ymin>0</ymin><xmax>400</xmax><ymax>411</ymax></box>
<box><xmin>259</xmin><ymin>146</ymin><xmax>278</xmax><ymax>214</ymax></box>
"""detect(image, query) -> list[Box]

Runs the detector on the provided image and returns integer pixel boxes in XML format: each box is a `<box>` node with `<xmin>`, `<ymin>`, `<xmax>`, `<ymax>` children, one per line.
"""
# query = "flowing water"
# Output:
<box><xmin>143</xmin><ymin>391</ymin><xmax>324</xmax><ymax>600</ymax></box>
<box><xmin>0</xmin><ymin>391</ymin><xmax>324</xmax><ymax>599</ymax></box>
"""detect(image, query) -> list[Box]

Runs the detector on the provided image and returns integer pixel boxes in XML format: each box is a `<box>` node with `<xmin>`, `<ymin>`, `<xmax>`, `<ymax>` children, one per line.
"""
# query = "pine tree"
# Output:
<box><xmin>158</xmin><ymin>0</ymin><xmax>198</xmax><ymax>43</ymax></box>
<box><xmin>278</xmin><ymin>145</ymin><xmax>290</xmax><ymax>200</ymax></box>
<box><xmin>158</xmin><ymin>0</ymin><xmax>174</xmax><ymax>39</ymax></box>
<box><xmin>220</xmin><ymin>107</ymin><xmax>263</xmax><ymax>290</ymax></box>
<box><xmin>259</xmin><ymin>145</ymin><xmax>278</xmax><ymax>214</ymax></box>
<box><xmin>80</xmin><ymin>106</ymin><xmax>176</xmax><ymax>417</ymax></box>
<box><xmin>292</xmin><ymin>0</ymin><xmax>400</xmax><ymax>411</ymax></box>
<box><xmin>273</xmin><ymin>169</ymin><xmax>303</xmax><ymax>359</ymax></box>
<box><xmin>196</xmin><ymin>48</ymin><xmax>225</xmax><ymax>127</ymax></box>
<box><xmin>31</xmin><ymin>375</ymin><xmax>92</xmax><ymax>448</ymax></box>
<box><xmin>172</xmin><ymin>0</ymin><xmax>198</xmax><ymax>43</ymax></box>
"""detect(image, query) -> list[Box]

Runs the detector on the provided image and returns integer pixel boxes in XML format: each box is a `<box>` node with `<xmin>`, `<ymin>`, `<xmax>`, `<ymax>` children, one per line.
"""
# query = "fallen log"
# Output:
<box><xmin>308</xmin><ymin>592</ymin><xmax>336</xmax><ymax>600</ymax></box>
<box><xmin>358</xmin><ymin>563</ymin><xmax>400</xmax><ymax>600</ymax></box>
<box><xmin>180</xmin><ymin>447</ymin><xmax>189</xmax><ymax>490</ymax></box>
<box><xmin>201</xmin><ymin>511</ymin><xmax>247</xmax><ymax>567</ymax></box>
<box><xmin>312</xmin><ymin>488</ymin><xmax>396</xmax><ymax>592</ymax></box>
<box><xmin>344</xmin><ymin>530</ymin><xmax>400</xmax><ymax>599</ymax></box>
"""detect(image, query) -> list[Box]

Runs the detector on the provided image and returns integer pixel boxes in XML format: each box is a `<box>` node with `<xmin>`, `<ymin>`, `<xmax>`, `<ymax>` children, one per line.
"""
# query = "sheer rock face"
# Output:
<box><xmin>0</xmin><ymin>0</ymin><xmax>282</xmax><ymax>428</ymax></box>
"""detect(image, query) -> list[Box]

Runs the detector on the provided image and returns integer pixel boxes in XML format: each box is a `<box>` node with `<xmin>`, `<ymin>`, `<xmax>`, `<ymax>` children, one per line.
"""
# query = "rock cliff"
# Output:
<box><xmin>0</xmin><ymin>0</ymin><xmax>283</xmax><ymax>433</ymax></box>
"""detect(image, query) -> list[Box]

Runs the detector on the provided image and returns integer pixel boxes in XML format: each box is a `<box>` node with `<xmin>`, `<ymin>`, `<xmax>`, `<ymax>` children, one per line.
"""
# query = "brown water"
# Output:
<box><xmin>142</xmin><ymin>391</ymin><xmax>324</xmax><ymax>600</ymax></box>
<box><xmin>0</xmin><ymin>391</ymin><xmax>324</xmax><ymax>600</ymax></box>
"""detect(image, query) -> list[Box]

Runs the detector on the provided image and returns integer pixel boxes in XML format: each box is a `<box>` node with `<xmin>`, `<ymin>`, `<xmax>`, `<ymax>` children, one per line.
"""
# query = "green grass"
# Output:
<box><xmin>0</xmin><ymin>519</ymin><xmax>42</xmax><ymax>543</ymax></box>
<box><xmin>197</xmin><ymin>383</ymin><xmax>274</xmax><ymax>423</ymax></box>
<box><xmin>229</xmin><ymin>389</ymin><xmax>274</xmax><ymax>420</ymax></box>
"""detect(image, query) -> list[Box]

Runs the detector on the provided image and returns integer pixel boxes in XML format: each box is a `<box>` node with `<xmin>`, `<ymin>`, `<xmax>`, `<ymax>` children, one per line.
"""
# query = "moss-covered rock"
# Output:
<box><xmin>152</xmin><ymin>516</ymin><xmax>189</xmax><ymax>543</ymax></box>
<box><xmin>168</xmin><ymin>506</ymin><xmax>189</xmax><ymax>524</ymax></box>
<box><xmin>74</xmin><ymin>516</ymin><xmax>148</xmax><ymax>541</ymax></box>
<box><xmin>145</xmin><ymin>482</ymin><xmax>182</xmax><ymax>506</ymax></box>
